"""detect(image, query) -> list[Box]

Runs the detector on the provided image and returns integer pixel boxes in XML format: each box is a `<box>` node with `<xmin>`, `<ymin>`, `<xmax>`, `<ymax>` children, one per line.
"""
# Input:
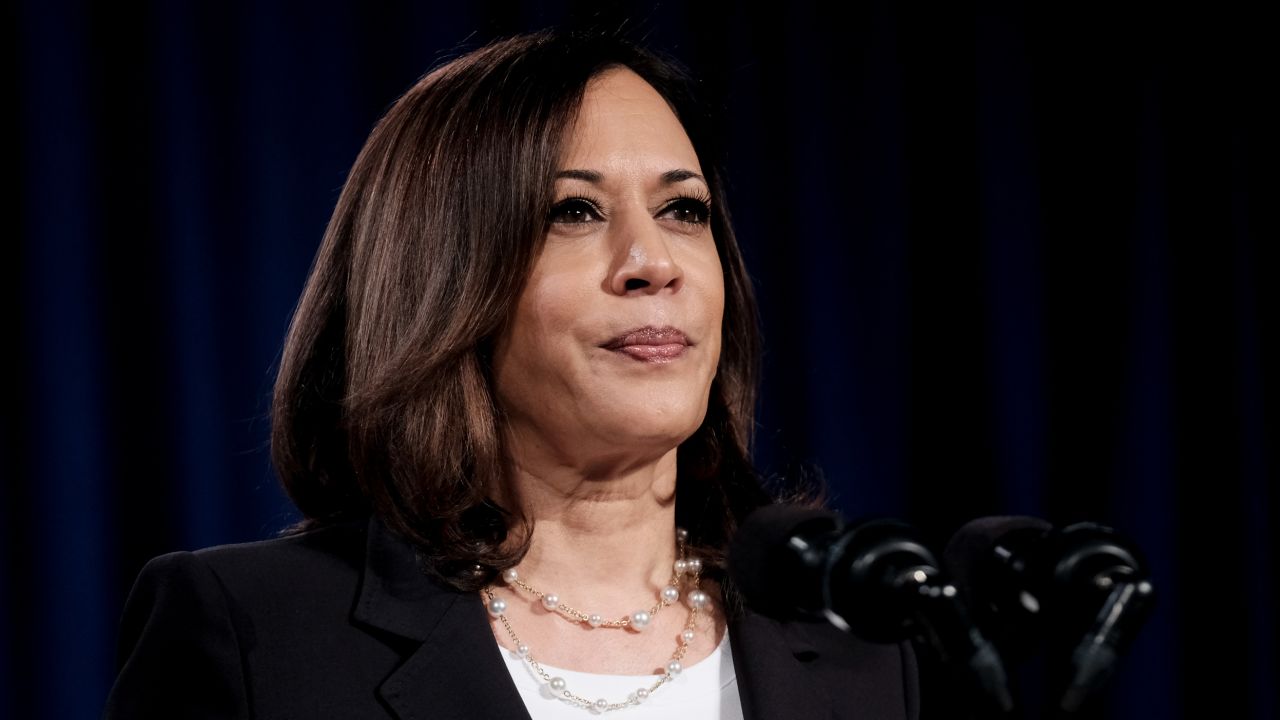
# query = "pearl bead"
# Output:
<box><xmin>676</xmin><ymin>528</ymin><xmax>689</xmax><ymax>542</ymax></box>
<box><xmin>674</xmin><ymin>559</ymin><xmax>688</xmax><ymax>575</ymax></box>
<box><xmin>686</xmin><ymin>558</ymin><xmax>703</xmax><ymax>575</ymax></box>
<box><xmin>666</xmin><ymin>660</ymin><xmax>682</xmax><ymax>675</ymax></box>
<box><xmin>549</xmin><ymin>677</ymin><xmax>567</xmax><ymax>692</ymax></box>
<box><xmin>502</xmin><ymin>568</ymin><xmax>519</xmax><ymax>584</ymax></box>
<box><xmin>587</xmin><ymin>613</ymin><xmax>603</xmax><ymax>628</ymax></box>
<box><xmin>681</xmin><ymin>628</ymin><xmax>696</xmax><ymax>644</ymax></box>
<box><xmin>542</xmin><ymin>593</ymin><xmax>560</xmax><ymax>610</ymax></box>
<box><xmin>661</xmin><ymin>585</ymin><xmax>679</xmax><ymax>603</ymax></box>
<box><xmin>487</xmin><ymin>597</ymin><xmax>507</xmax><ymax>617</ymax></box>
<box><xmin>517</xmin><ymin>644</ymin><xmax>529</xmax><ymax>657</ymax></box>
<box><xmin>635</xmin><ymin>687</ymin><xmax>650</xmax><ymax>700</ymax></box>
<box><xmin>688</xmin><ymin>590</ymin><xmax>709</xmax><ymax>609</ymax></box>
<box><xmin>629</xmin><ymin>610</ymin><xmax>651</xmax><ymax>630</ymax></box>
<box><xmin>594</xmin><ymin>698</ymin><xmax>609</xmax><ymax>711</ymax></box>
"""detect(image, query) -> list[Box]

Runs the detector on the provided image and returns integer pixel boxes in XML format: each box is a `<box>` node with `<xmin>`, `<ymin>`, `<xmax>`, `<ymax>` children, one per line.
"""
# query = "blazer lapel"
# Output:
<box><xmin>352</xmin><ymin>518</ymin><xmax>532</xmax><ymax>720</ymax></box>
<box><xmin>730</xmin><ymin>608</ymin><xmax>834</xmax><ymax>720</ymax></box>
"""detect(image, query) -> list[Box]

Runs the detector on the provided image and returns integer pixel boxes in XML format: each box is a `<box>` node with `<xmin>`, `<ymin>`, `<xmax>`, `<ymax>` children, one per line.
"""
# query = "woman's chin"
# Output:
<box><xmin>585</xmin><ymin>407</ymin><xmax>706</xmax><ymax>453</ymax></box>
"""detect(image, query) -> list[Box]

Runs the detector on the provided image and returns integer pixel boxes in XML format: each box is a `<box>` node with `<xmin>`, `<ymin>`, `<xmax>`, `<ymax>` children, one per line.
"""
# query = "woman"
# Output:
<box><xmin>104</xmin><ymin>30</ymin><xmax>919</xmax><ymax>719</ymax></box>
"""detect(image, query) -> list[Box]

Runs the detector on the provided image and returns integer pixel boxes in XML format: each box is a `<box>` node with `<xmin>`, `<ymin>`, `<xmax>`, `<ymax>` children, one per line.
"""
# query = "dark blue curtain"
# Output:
<box><xmin>10</xmin><ymin>2</ymin><xmax>1275</xmax><ymax>718</ymax></box>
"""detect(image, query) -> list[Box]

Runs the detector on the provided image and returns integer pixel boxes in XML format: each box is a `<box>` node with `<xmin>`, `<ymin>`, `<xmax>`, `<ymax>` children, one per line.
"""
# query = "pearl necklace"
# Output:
<box><xmin>483</xmin><ymin>528</ymin><xmax>712</xmax><ymax>712</ymax></box>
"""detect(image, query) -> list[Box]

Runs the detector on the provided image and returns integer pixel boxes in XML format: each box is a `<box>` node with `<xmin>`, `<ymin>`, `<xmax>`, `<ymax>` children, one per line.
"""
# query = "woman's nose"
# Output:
<box><xmin>607</xmin><ymin>212</ymin><xmax>684</xmax><ymax>295</ymax></box>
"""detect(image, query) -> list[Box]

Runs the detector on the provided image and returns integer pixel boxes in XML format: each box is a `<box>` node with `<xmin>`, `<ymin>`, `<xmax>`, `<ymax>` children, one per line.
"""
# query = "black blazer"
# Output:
<box><xmin>104</xmin><ymin>517</ymin><xmax>919</xmax><ymax>719</ymax></box>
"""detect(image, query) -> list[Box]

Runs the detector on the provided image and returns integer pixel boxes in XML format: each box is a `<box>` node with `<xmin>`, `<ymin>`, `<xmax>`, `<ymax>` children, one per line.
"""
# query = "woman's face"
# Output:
<box><xmin>492</xmin><ymin>68</ymin><xmax>725</xmax><ymax>468</ymax></box>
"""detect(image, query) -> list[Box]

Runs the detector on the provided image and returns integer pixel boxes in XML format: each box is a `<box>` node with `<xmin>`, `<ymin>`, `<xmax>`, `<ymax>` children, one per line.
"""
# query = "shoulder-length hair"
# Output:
<box><xmin>271</xmin><ymin>29</ymin><xmax>770</xmax><ymax>590</ymax></box>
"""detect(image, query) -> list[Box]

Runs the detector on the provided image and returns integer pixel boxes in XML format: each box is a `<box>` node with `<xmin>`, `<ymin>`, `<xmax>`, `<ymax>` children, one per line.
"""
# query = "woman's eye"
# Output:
<box><xmin>548</xmin><ymin>198</ymin><xmax>602</xmax><ymax>224</ymax></box>
<box><xmin>662</xmin><ymin>197</ymin><xmax>711</xmax><ymax>225</ymax></box>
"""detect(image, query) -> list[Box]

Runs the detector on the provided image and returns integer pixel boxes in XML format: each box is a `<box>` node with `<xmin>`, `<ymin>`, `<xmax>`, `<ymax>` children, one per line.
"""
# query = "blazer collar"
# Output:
<box><xmin>352</xmin><ymin>517</ymin><xmax>533</xmax><ymax>720</ymax></box>
<box><xmin>350</xmin><ymin>517</ymin><xmax>835</xmax><ymax>720</ymax></box>
<box><xmin>730</xmin><ymin>608</ymin><xmax>835</xmax><ymax>720</ymax></box>
<box><xmin>351</xmin><ymin>516</ymin><xmax>454</xmax><ymax>641</ymax></box>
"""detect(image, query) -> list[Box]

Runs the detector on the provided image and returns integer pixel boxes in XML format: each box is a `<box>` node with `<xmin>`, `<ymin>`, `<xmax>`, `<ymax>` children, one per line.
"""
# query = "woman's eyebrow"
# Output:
<box><xmin>555</xmin><ymin>169</ymin><xmax>604</xmax><ymax>183</ymax></box>
<box><xmin>660</xmin><ymin>169</ymin><xmax>706</xmax><ymax>186</ymax></box>
<box><xmin>554</xmin><ymin>168</ymin><xmax>707</xmax><ymax>186</ymax></box>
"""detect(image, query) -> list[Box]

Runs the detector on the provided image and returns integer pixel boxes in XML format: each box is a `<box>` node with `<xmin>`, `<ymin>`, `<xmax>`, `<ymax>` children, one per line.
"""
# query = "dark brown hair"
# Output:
<box><xmin>271</xmin><ymin>29</ymin><xmax>770</xmax><ymax>590</ymax></box>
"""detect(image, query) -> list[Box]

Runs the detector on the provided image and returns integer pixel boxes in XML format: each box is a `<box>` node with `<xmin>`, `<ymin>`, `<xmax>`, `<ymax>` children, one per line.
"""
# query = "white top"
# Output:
<box><xmin>499</xmin><ymin>633</ymin><xmax>745</xmax><ymax>720</ymax></box>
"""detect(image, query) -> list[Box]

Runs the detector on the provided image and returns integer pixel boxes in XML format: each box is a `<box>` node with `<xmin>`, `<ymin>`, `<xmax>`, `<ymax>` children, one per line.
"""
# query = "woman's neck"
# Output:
<box><xmin>499</xmin><ymin>445</ymin><xmax>681</xmax><ymax>612</ymax></box>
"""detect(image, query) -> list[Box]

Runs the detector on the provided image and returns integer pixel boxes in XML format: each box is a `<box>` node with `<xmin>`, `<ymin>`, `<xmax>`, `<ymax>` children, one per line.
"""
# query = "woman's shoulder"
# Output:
<box><xmin>192</xmin><ymin>512</ymin><xmax>371</xmax><ymax>568</ymax></box>
<box><xmin>132</xmin><ymin>518</ymin><xmax>372</xmax><ymax>614</ymax></box>
<box><xmin>106</xmin><ymin>518</ymin><xmax>457</xmax><ymax>717</ymax></box>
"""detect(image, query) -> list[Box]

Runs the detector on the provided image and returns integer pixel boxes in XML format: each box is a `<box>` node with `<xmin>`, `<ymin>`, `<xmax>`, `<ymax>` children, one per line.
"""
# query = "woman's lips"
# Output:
<box><xmin>601</xmin><ymin>326</ymin><xmax>690</xmax><ymax>362</ymax></box>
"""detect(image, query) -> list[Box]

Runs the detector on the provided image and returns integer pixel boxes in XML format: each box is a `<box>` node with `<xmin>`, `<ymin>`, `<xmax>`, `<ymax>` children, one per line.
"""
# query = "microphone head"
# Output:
<box><xmin>730</xmin><ymin>506</ymin><xmax>945</xmax><ymax>643</ymax></box>
<box><xmin>943</xmin><ymin>516</ymin><xmax>1052</xmax><ymax>603</ymax></box>
<box><xmin>943</xmin><ymin>516</ymin><xmax>1053</xmax><ymax>652</ymax></box>
<box><xmin>728</xmin><ymin>504</ymin><xmax>842</xmax><ymax>619</ymax></box>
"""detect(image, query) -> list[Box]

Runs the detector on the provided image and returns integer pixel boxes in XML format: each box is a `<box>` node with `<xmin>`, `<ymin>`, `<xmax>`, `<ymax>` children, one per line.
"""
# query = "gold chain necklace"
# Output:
<box><xmin>482</xmin><ymin>528</ymin><xmax>712</xmax><ymax>712</ymax></box>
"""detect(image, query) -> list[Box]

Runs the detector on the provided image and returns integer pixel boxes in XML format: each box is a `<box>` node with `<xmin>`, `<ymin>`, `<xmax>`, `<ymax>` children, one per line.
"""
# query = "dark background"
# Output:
<box><xmin>8</xmin><ymin>1</ymin><xmax>1276</xmax><ymax>718</ymax></box>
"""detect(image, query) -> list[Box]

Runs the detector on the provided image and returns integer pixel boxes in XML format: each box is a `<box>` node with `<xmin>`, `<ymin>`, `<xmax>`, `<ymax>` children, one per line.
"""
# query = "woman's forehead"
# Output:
<box><xmin>560</xmin><ymin>68</ymin><xmax>702</xmax><ymax>181</ymax></box>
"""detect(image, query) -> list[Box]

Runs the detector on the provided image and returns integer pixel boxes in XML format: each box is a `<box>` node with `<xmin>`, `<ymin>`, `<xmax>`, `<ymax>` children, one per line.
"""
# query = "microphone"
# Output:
<box><xmin>729</xmin><ymin>504</ymin><xmax>1014</xmax><ymax>713</ymax></box>
<box><xmin>943</xmin><ymin>516</ymin><xmax>1157</xmax><ymax>714</ymax></box>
